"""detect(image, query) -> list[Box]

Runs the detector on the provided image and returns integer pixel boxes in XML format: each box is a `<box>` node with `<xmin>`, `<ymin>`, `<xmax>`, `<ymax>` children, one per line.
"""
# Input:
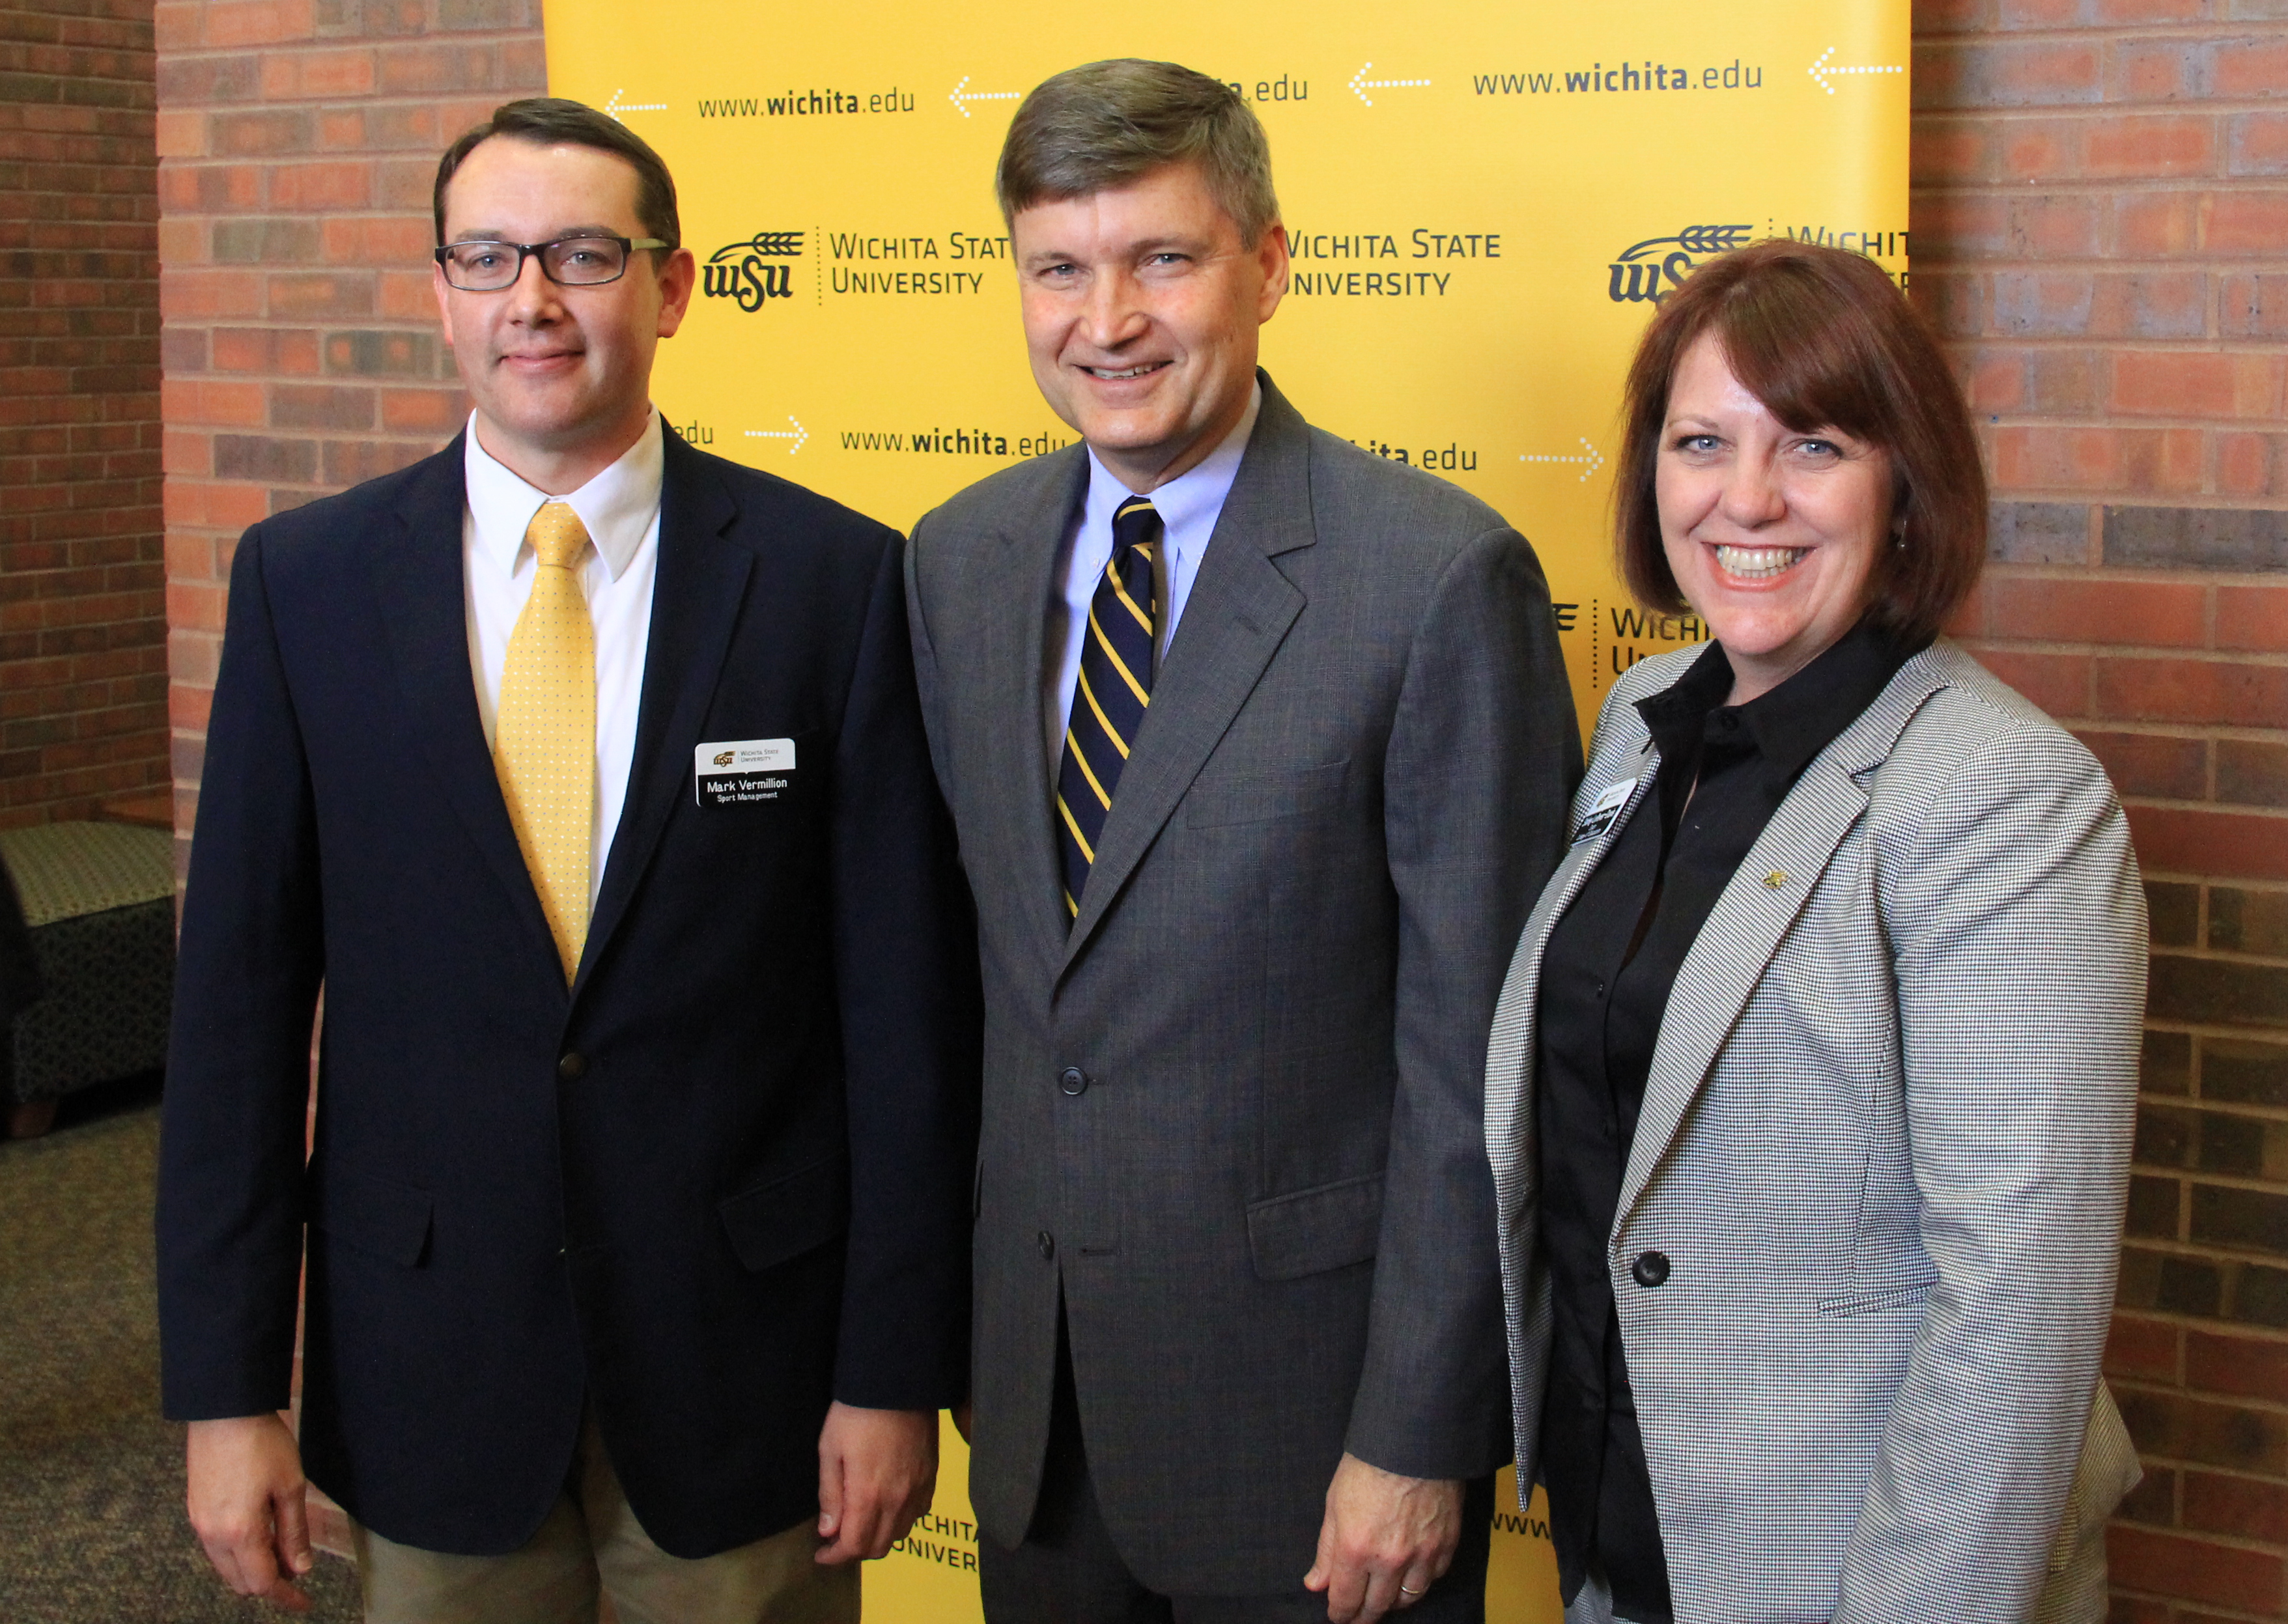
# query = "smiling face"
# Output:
<box><xmin>432</xmin><ymin>136</ymin><xmax>696</xmax><ymax>493</ymax></box>
<box><xmin>1011</xmin><ymin>161</ymin><xmax>1288</xmax><ymax>492</ymax></box>
<box><xmin>1656</xmin><ymin>331</ymin><xmax>1895</xmax><ymax>704</ymax></box>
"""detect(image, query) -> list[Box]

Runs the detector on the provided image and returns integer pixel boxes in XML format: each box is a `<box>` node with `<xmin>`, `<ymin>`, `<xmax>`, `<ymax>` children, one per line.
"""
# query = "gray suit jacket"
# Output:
<box><xmin>1486</xmin><ymin>639</ymin><xmax>2145</xmax><ymax>1624</ymax></box>
<box><xmin>907</xmin><ymin>375</ymin><xmax>1581</xmax><ymax>1591</ymax></box>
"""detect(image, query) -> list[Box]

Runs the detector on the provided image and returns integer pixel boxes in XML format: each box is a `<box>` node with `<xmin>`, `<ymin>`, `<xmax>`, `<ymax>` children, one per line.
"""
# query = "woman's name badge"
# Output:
<box><xmin>694</xmin><ymin>738</ymin><xmax>796</xmax><ymax>806</ymax></box>
<box><xmin>1572</xmin><ymin>776</ymin><xmax>1639</xmax><ymax>845</ymax></box>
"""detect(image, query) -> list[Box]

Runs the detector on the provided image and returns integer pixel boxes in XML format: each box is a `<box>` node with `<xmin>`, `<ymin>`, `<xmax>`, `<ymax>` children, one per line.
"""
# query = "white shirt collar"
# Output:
<box><xmin>464</xmin><ymin>408</ymin><xmax>666</xmax><ymax>581</ymax></box>
<box><xmin>1082</xmin><ymin>380</ymin><xmax>1261</xmax><ymax>536</ymax></box>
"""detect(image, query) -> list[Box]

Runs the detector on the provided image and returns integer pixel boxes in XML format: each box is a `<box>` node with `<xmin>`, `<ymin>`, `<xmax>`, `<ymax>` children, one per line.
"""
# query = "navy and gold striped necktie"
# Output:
<box><xmin>1056</xmin><ymin>495</ymin><xmax>1161</xmax><ymax>921</ymax></box>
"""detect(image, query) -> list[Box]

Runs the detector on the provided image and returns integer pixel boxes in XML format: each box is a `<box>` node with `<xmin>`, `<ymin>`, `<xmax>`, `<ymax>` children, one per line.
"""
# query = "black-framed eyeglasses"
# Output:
<box><xmin>434</xmin><ymin>234</ymin><xmax>671</xmax><ymax>292</ymax></box>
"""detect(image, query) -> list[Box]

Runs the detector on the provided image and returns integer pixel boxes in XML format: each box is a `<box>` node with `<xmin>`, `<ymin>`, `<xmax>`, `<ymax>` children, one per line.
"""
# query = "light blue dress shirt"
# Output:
<box><xmin>1043</xmin><ymin>384</ymin><xmax>1263</xmax><ymax>780</ymax></box>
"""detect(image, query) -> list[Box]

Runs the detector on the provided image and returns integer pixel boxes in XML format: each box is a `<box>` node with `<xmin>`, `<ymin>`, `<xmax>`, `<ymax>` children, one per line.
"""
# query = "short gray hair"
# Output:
<box><xmin>996</xmin><ymin>60</ymin><xmax>1279</xmax><ymax>245</ymax></box>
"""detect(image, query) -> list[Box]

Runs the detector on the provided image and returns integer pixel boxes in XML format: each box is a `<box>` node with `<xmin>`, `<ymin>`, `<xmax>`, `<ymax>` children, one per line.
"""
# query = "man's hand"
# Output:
<box><xmin>1303</xmin><ymin>1453</ymin><xmax>1463</xmax><ymax>1623</ymax></box>
<box><xmin>815</xmin><ymin>1402</ymin><xmax>937</xmax><ymax>1564</ymax></box>
<box><xmin>186</xmin><ymin>1413</ymin><xmax>315</xmax><ymax>1612</ymax></box>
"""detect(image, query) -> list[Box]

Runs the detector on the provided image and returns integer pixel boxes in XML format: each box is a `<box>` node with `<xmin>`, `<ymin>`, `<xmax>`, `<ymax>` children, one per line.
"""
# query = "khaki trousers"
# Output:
<box><xmin>351</xmin><ymin>1410</ymin><xmax>860</xmax><ymax>1624</ymax></box>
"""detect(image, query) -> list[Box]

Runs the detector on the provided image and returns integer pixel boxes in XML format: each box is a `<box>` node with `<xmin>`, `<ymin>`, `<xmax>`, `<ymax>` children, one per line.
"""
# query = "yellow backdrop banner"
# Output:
<box><xmin>539</xmin><ymin>3</ymin><xmax>1908</xmax><ymax>1615</ymax></box>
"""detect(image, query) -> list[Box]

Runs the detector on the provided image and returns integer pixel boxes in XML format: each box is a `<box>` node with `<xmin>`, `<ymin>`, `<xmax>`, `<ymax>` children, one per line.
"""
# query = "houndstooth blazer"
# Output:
<box><xmin>1485</xmin><ymin>637</ymin><xmax>2146</xmax><ymax>1624</ymax></box>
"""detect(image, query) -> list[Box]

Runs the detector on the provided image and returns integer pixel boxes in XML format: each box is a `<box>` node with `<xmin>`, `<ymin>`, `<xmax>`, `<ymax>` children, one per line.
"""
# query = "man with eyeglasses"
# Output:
<box><xmin>156</xmin><ymin>96</ymin><xmax>980</xmax><ymax>1623</ymax></box>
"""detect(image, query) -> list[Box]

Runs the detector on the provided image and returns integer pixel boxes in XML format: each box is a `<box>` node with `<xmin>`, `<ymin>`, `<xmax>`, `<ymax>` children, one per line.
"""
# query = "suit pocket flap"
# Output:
<box><xmin>311</xmin><ymin>1164</ymin><xmax>432</xmax><ymax>1268</ymax></box>
<box><xmin>1815</xmin><ymin>1278</ymin><xmax>1936</xmax><ymax>1317</ymax></box>
<box><xmin>719</xmin><ymin>1156</ymin><xmax>850</xmax><ymax>1272</ymax></box>
<box><xmin>1247</xmin><ymin>1173</ymin><xmax>1383</xmax><ymax>1281</ymax></box>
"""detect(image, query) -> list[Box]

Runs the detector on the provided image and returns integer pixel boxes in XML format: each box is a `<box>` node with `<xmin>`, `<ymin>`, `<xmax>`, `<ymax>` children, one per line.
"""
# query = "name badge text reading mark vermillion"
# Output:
<box><xmin>696</xmin><ymin>738</ymin><xmax>797</xmax><ymax>807</ymax></box>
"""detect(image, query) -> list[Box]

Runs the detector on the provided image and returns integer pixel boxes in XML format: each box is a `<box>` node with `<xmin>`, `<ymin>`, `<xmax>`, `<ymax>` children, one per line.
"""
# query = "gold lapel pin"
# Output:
<box><xmin>1763</xmin><ymin>870</ymin><xmax>1787</xmax><ymax>889</ymax></box>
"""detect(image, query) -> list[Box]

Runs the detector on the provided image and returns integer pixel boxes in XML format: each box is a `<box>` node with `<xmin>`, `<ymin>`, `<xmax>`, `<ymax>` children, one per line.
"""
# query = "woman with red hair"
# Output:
<box><xmin>1486</xmin><ymin>240</ymin><xmax>2145</xmax><ymax>1624</ymax></box>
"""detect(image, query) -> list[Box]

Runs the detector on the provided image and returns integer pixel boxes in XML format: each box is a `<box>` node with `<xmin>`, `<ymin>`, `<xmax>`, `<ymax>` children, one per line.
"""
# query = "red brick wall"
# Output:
<box><xmin>154</xmin><ymin>2</ymin><xmax>2285</xmax><ymax>1615</ymax></box>
<box><xmin>1914</xmin><ymin>5</ymin><xmax>2288</xmax><ymax>1619</ymax></box>
<box><xmin>0</xmin><ymin>0</ymin><xmax>168</xmax><ymax>830</ymax></box>
<box><xmin>153</xmin><ymin>0</ymin><xmax>543</xmax><ymax>860</ymax></box>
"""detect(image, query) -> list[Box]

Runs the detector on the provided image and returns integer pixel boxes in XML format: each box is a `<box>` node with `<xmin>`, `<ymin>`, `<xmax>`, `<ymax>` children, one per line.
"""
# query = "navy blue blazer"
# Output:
<box><xmin>156</xmin><ymin>428</ymin><xmax>981</xmax><ymax>1559</ymax></box>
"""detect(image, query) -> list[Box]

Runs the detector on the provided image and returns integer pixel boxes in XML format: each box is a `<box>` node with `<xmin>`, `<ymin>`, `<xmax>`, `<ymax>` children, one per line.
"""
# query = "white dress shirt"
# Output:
<box><xmin>462</xmin><ymin>409</ymin><xmax>663</xmax><ymax>907</ymax></box>
<box><xmin>1043</xmin><ymin>383</ymin><xmax>1262</xmax><ymax>779</ymax></box>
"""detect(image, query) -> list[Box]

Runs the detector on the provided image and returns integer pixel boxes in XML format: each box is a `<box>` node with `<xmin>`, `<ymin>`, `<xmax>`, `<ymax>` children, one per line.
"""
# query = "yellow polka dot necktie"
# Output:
<box><xmin>495</xmin><ymin>500</ymin><xmax>595</xmax><ymax>983</ymax></box>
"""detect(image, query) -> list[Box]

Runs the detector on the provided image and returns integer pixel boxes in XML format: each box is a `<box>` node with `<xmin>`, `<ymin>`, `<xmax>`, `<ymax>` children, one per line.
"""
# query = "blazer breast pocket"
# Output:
<box><xmin>1185</xmin><ymin>756</ymin><xmax>1350</xmax><ymax>830</ymax></box>
<box><xmin>718</xmin><ymin>1155</ymin><xmax>849</xmax><ymax>1272</ymax></box>
<box><xmin>309</xmin><ymin>1162</ymin><xmax>433</xmax><ymax>1268</ymax></box>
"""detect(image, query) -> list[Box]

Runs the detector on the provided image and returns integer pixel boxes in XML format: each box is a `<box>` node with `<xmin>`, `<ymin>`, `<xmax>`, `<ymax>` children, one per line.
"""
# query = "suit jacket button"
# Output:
<box><xmin>1036</xmin><ymin>1230</ymin><xmax>1056</xmax><ymax>1261</ymax></box>
<box><xmin>558</xmin><ymin>1052</ymin><xmax>587</xmax><ymax>1082</ymax></box>
<box><xmin>1631</xmin><ymin>1250</ymin><xmax>1671</xmax><ymax>1288</ymax></box>
<box><xmin>1059</xmin><ymin>1067</ymin><xmax>1088</xmax><ymax>1096</ymax></box>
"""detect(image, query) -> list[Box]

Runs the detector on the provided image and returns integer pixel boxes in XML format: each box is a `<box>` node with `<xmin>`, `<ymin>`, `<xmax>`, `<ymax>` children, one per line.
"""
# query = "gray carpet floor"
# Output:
<box><xmin>0</xmin><ymin>1088</ymin><xmax>360</xmax><ymax>1621</ymax></box>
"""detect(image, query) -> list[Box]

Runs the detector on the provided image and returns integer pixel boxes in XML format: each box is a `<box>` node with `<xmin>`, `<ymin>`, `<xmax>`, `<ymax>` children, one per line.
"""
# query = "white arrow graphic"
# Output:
<box><xmin>1349</xmin><ymin>62</ymin><xmax>1432</xmax><ymax>107</ymax></box>
<box><xmin>1519</xmin><ymin>438</ymin><xmax>1605</xmax><ymax>481</ymax></box>
<box><xmin>950</xmin><ymin>76</ymin><xmax>1023</xmax><ymax>119</ymax></box>
<box><xmin>1807</xmin><ymin>47</ymin><xmax>1904</xmax><ymax>95</ymax></box>
<box><xmin>744</xmin><ymin>416</ymin><xmax>808</xmax><ymax>455</ymax></box>
<box><xmin>604</xmin><ymin>88</ymin><xmax>668</xmax><ymax>120</ymax></box>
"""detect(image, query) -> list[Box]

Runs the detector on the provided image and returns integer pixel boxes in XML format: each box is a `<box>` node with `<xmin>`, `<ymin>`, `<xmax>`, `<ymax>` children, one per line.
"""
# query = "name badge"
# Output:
<box><xmin>695</xmin><ymin>738</ymin><xmax>797</xmax><ymax>807</ymax></box>
<box><xmin>1571</xmin><ymin>776</ymin><xmax>1639</xmax><ymax>845</ymax></box>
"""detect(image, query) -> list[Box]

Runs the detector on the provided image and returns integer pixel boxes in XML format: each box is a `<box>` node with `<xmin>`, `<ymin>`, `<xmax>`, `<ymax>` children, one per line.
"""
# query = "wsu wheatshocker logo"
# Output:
<box><xmin>703</xmin><ymin>231</ymin><xmax>804</xmax><ymax>311</ymax></box>
<box><xmin>1607</xmin><ymin>223</ymin><xmax>1752</xmax><ymax>304</ymax></box>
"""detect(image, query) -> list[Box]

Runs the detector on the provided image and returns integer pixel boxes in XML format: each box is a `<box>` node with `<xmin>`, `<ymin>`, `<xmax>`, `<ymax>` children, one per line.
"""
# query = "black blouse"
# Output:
<box><xmin>1534</xmin><ymin>620</ymin><xmax>1919</xmax><ymax>1619</ymax></box>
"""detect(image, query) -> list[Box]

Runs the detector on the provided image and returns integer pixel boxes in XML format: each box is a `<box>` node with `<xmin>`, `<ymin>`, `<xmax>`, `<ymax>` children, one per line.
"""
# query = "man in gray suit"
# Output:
<box><xmin>905</xmin><ymin>59</ymin><xmax>1579</xmax><ymax>1623</ymax></box>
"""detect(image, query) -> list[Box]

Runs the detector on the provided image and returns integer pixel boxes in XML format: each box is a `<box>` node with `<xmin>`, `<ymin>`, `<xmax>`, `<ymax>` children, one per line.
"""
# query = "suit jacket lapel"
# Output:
<box><xmin>579</xmin><ymin>433</ymin><xmax>752</xmax><ymax>993</ymax></box>
<box><xmin>368</xmin><ymin>438</ymin><xmax>558</xmax><ymax>966</ymax></box>
<box><xmin>976</xmin><ymin>449</ymin><xmax>1090</xmax><ymax>974</ymax></box>
<box><xmin>1616</xmin><ymin>653</ymin><xmax>1954</xmax><ymax>1222</ymax></box>
<box><xmin>1484</xmin><ymin>753</ymin><xmax>1660</xmax><ymax>1213</ymax></box>
<box><xmin>1060</xmin><ymin>376</ymin><xmax>1314</xmax><ymax>973</ymax></box>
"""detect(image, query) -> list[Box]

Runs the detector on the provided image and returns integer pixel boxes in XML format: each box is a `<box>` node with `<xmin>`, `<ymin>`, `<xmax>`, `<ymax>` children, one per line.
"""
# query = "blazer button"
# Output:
<box><xmin>1059</xmin><ymin>1067</ymin><xmax>1089</xmax><ymax>1097</ymax></box>
<box><xmin>1631</xmin><ymin>1250</ymin><xmax>1671</xmax><ymax>1288</ymax></box>
<box><xmin>1036</xmin><ymin>1230</ymin><xmax>1056</xmax><ymax>1261</ymax></box>
<box><xmin>557</xmin><ymin>1052</ymin><xmax>587</xmax><ymax>1082</ymax></box>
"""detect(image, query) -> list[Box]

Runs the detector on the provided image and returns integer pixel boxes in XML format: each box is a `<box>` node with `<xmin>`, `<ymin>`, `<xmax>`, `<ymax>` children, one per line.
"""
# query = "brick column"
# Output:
<box><xmin>1915</xmin><ymin>7</ymin><xmax>2288</xmax><ymax>1619</ymax></box>
<box><xmin>1</xmin><ymin>0</ymin><xmax>168</xmax><ymax>830</ymax></box>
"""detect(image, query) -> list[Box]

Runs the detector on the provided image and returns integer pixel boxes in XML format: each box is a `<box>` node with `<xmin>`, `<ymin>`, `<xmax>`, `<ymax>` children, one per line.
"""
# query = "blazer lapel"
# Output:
<box><xmin>1060</xmin><ymin>377</ymin><xmax>1314</xmax><ymax>973</ymax></box>
<box><xmin>974</xmin><ymin>449</ymin><xmax>1090</xmax><ymax>973</ymax></box>
<box><xmin>1615</xmin><ymin>652</ymin><xmax>1955</xmax><ymax>1222</ymax></box>
<box><xmin>1484</xmin><ymin>753</ymin><xmax>1661</xmax><ymax>1205</ymax></box>
<box><xmin>578</xmin><ymin>434</ymin><xmax>752</xmax><ymax>993</ymax></box>
<box><xmin>367</xmin><ymin>438</ymin><xmax>558</xmax><ymax>966</ymax></box>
